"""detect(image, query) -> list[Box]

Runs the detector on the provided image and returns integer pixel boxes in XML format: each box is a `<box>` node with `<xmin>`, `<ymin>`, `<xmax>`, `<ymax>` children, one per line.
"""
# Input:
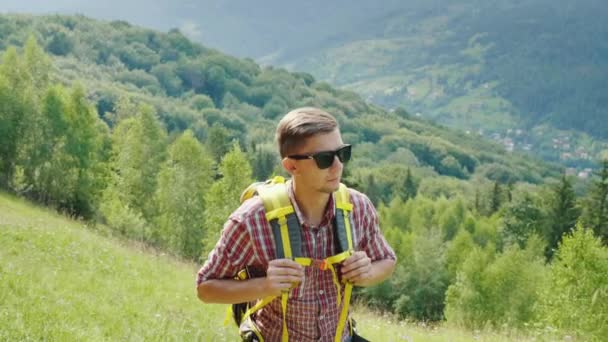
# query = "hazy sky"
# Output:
<box><xmin>0</xmin><ymin>0</ymin><xmax>403</xmax><ymax>59</ymax></box>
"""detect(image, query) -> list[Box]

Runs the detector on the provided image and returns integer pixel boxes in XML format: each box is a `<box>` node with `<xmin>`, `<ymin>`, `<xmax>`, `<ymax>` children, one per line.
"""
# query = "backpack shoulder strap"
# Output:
<box><xmin>334</xmin><ymin>183</ymin><xmax>354</xmax><ymax>253</ymax></box>
<box><xmin>257</xmin><ymin>177</ymin><xmax>302</xmax><ymax>259</ymax></box>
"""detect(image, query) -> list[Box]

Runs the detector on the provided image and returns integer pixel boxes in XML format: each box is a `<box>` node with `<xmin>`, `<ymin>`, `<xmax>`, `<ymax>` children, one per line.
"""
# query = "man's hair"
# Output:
<box><xmin>276</xmin><ymin>107</ymin><xmax>339</xmax><ymax>158</ymax></box>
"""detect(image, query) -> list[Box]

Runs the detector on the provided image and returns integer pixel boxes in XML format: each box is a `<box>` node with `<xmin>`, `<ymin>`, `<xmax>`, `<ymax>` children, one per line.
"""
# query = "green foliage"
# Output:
<box><xmin>155</xmin><ymin>130</ymin><xmax>214</xmax><ymax>259</ymax></box>
<box><xmin>1</xmin><ymin>17</ymin><xmax>596</xmax><ymax>334</ymax></box>
<box><xmin>445</xmin><ymin>229</ymin><xmax>475</xmax><ymax>282</ymax></box>
<box><xmin>580</xmin><ymin>160</ymin><xmax>608</xmax><ymax>243</ymax></box>
<box><xmin>101</xmin><ymin>105</ymin><xmax>167</xmax><ymax>238</ymax></box>
<box><xmin>544</xmin><ymin>175</ymin><xmax>580</xmax><ymax>259</ymax></box>
<box><xmin>538</xmin><ymin>225</ymin><xmax>608</xmax><ymax>340</ymax></box>
<box><xmin>0</xmin><ymin>38</ymin><xmax>107</xmax><ymax>216</ymax></box>
<box><xmin>391</xmin><ymin>228</ymin><xmax>449</xmax><ymax>320</ymax></box>
<box><xmin>501</xmin><ymin>191</ymin><xmax>546</xmax><ymax>249</ymax></box>
<box><xmin>206</xmin><ymin>124</ymin><xmax>232</xmax><ymax>163</ymax></box>
<box><xmin>445</xmin><ymin>237</ymin><xmax>547</xmax><ymax>329</ymax></box>
<box><xmin>402</xmin><ymin>168</ymin><xmax>418</xmax><ymax>201</ymax></box>
<box><xmin>202</xmin><ymin>143</ymin><xmax>253</xmax><ymax>256</ymax></box>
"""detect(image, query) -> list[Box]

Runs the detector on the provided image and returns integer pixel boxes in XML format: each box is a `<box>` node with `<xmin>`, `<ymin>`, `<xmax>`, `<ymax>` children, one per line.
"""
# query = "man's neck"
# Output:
<box><xmin>292</xmin><ymin>179</ymin><xmax>331</xmax><ymax>227</ymax></box>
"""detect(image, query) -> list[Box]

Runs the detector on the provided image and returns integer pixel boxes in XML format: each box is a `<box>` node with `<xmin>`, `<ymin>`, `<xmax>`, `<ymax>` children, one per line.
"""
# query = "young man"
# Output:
<box><xmin>197</xmin><ymin>107</ymin><xmax>396</xmax><ymax>341</ymax></box>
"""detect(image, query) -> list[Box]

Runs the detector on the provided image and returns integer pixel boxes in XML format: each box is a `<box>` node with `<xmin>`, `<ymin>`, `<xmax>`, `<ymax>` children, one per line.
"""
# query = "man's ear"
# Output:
<box><xmin>281</xmin><ymin>157</ymin><xmax>297</xmax><ymax>175</ymax></box>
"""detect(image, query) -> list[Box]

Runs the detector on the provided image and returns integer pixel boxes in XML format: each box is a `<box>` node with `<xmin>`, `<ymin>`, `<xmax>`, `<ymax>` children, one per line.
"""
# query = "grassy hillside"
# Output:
<box><xmin>0</xmin><ymin>192</ymin><xmax>563</xmax><ymax>341</ymax></box>
<box><xmin>0</xmin><ymin>192</ymin><xmax>236</xmax><ymax>341</ymax></box>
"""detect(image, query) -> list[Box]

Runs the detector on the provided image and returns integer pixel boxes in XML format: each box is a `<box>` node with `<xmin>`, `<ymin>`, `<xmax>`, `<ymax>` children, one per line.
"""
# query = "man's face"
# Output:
<box><xmin>284</xmin><ymin>129</ymin><xmax>346</xmax><ymax>194</ymax></box>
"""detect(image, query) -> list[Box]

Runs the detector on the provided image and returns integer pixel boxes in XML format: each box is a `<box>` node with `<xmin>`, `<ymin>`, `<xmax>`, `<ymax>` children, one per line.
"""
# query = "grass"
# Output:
<box><xmin>0</xmin><ymin>192</ymin><xmax>559</xmax><ymax>341</ymax></box>
<box><xmin>0</xmin><ymin>192</ymin><xmax>237</xmax><ymax>341</ymax></box>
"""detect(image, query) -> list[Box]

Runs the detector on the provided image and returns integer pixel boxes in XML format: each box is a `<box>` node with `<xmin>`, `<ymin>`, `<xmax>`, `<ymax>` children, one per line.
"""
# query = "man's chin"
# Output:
<box><xmin>322</xmin><ymin>180</ymin><xmax>341</xmax><ymax>193</ymax></box>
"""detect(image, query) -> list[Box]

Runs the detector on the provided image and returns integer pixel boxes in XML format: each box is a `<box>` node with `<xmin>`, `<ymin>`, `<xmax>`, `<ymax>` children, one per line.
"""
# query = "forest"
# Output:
<box><xmin>0</xmin><ymin>14</ymin><xmax>606</xmax><ymax>340</ymax></box>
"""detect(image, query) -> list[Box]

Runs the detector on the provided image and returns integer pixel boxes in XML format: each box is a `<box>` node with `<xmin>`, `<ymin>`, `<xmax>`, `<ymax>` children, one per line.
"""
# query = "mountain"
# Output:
<box><xmin>6</xmin><ymin>0</ymin><xmax>605</xmax><ymax>168</ymax></box>
<box><xmin>0</xmin><ymin>13</ymin><xmax>559</xmax><ymax>198</ymax></box>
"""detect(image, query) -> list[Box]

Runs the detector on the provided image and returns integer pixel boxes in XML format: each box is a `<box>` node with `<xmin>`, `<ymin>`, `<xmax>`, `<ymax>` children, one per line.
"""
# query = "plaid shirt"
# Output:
<box><xmin>197</xmin><ymin>181</ymin><xmax>396</xmax><ymax>342</ymax></box>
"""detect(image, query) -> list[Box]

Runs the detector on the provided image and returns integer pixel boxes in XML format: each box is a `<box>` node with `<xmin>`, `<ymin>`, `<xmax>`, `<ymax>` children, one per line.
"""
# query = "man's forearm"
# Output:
<box><xmin>197</xmin><ymin>277</ymin><xmax>271</xmax><ymax>304</ymax></box>
<box><xmin>357</xmin><ymin>259</ymin><xmax>396</xmax><ymax>287</ymax></box>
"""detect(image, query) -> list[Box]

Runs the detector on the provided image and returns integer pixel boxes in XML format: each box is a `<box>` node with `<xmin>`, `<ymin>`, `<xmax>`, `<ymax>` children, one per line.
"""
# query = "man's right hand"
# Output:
<box><xmin>264</xmin><ymin>259</ymin><xmax>304</xmax><ymax>296</ymax></box>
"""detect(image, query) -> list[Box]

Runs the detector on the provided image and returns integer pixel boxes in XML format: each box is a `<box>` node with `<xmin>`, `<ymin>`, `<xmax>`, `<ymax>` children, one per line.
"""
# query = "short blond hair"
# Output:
<box><xmin>276</xmin><ymin>107</ymin><xmax>338</xmax><ymax>158</ymax></box>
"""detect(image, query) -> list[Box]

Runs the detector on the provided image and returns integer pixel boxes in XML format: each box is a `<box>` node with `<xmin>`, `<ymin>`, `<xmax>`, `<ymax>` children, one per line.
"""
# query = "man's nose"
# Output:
<box><xmin>329</xmin><ymin>155</ymin><xmax>343</xmax><ymax>169</ymax></box>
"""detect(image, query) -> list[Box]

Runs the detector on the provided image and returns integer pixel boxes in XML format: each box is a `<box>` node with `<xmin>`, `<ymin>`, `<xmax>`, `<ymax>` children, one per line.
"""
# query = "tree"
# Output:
<box><xmin>60</xmin><ymin>85</ymin><xmax>109</xmax><ymax>216</ymax></box>
<box><xmin>544</xmin><ymin>174</ymin><xmax>580</xmax><ymax>259</ymax></box>
<box><xmin>538</xmin><ymin>225</ymin><xmax>608</xmax><ymax>340</ymax></box>
<box><xmin>155</xmin><ymin>130</ymin><xmax>214</xmax><ymax>258</ymax></box>
<box><xmin>202</xmin><ymin>143</ymin><xmax>253</xmax><ymax>256</ymax></box>
<box><xmin>501</xmin><ymin>192</ymin><xmax>546</xmax><ymax>249</ymax></box>
<box><xmin>580</xmin><ymin>160</ymin><xmax>608</xmax><ymax>243</ymax></box>
<box><xmin>250</xmin><ymin>145</ymin><xmax>277</xmax><ymax>181</ymax></box>
<box><xmin>445</xmin><ymin>238</ymin><xmax>546</xmax><ymax>329</ymax></box>
<box><xmin>392</xmin><ymin>228</ymin><xmax>448</xmax><ymax>321</ymax></box>
<box><xmin>101</xmin><ymin>105</ymin><xmax>166</xmax><ymax>238</ymax></box>
<box><xmin>403</xmin><ymin>168</ymin><xmax>417</xmax><ymax>201</ymax></box>
<box><xmin>489</xmin><ymin>181</ymin><xmax>502</xmax><ymax>215</ymax></box>
<box><xmin>206</xmin><ymin>124</ymin><xmax>232</xmax><ymax>163</ymax></box>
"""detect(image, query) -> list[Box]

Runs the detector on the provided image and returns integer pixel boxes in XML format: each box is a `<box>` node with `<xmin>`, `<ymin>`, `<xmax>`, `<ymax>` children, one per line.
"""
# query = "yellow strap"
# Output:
<box><xmin>335</xmin><ymin>282</ymin><xmax>353</xmax><ymax>342</ymax></box>
<box><xmin>294</xmin><ymin>257</ymin><xmax>313</xmax><ymax>266</ymax></box>
<box><xmin>240</xmin><ymin>295</ymin><xmax>276</xmax><ymax>323</ymax></box>
<box><xmin>279</xmin><ymin>215</ymin><xmax>293</xmax><ymax>259</ymax></box>
<box><xmin>325</xmin><ymin>263</ymin><xmax>342</xmax><ymax>306</ymax></box>
<box><xmin>324</xmin><ymin>250</ymin><xmax>352</xmax><ymax>265</ymax></box>
<box><xmin>281</xmin><ymin>292</ymin><xmax>289</xmax><ymax>342</ymax></box>
<box><xmin>224</xmin><ymin>305</ymin><xmax>233</xmax><ymax>326</ymax></box>
<box><xmin>266</xmin><ymin>206</ymin><xmax>294</xmax><ymax>222</ymax></box>
<box><xmin>251</xmin><ymin>318</ymin><xmax>265</xmax><ymax>342</ymax></box>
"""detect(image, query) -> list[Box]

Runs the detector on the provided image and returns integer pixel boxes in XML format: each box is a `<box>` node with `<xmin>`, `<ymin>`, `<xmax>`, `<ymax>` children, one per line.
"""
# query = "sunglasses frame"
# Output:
<box><xmin>287</xmin><ymin>144</ymin><xmax>352</xmax><ymax>169</ymax></box>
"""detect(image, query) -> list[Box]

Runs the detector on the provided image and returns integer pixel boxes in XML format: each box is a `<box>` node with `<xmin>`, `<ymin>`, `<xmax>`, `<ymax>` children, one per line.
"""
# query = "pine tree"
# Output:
<box><xmin>403</xmin><ymin>168</ymin><xmax>418</xmax><ymax>201</ymax></box>
<box><xmin>580</xmin><ymin>160</ymin><xmax>608</xmax><ymax>243</ymax></box>
<box><xmin>545</xmin><ymin>174</ymin><xmax>580</xmax><ymax>259</ymax></box>
<box><xmin>489</xmin><ymin>181</ymin><xmax>502</xmax><ymax>215</ymax></box>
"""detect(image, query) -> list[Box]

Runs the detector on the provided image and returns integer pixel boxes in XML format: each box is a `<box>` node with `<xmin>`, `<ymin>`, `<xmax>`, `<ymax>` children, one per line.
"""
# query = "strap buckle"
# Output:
<box><xmin>310</xmin><ymin>259</ymin><xmax>328</xmax><ymax>271</ymax></box>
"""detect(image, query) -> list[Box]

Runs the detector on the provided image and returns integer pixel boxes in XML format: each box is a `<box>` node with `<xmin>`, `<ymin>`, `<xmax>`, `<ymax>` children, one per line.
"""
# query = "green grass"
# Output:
<box><xmin>0</xmin><ymin>192</ymin><xmax>237</xmax><ymax>341</ymax></box>
<box><xmin>0</xmin><ymin>192</ymin><xmax>559</xmax><ymax>341</ymax></box>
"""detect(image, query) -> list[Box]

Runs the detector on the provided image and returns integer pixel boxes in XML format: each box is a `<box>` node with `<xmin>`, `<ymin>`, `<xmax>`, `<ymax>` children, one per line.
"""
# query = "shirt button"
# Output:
<box><xmin>319</xmin><ymin>315</ymin><xmax>324</xmax><ymax>320</ymax></box>
<box><xmin>319</xmin><ymin>290</ymin><xmax>324</xmax><ymax>295</ymax></box>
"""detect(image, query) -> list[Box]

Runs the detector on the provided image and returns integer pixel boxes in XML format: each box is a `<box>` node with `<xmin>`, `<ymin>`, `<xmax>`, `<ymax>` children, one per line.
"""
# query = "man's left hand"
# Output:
<box><xmin>341</xmin><ymin>251</ymin><xmax>372</xmax><ymax>286</ymax></box>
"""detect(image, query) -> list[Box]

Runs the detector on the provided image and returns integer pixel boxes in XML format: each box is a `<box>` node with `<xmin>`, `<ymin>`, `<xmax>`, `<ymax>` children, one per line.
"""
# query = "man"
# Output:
<box><xmin>197</xmin><ymin>107</ymin><xmax>396</xmax><ymax>341</ymax></box>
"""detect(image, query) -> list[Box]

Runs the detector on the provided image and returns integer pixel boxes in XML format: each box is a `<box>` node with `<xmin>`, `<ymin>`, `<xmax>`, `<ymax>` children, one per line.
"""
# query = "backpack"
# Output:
<box><xmin>229</xmin><ymin>176</ymin><xmax>355</xmax><ymax>342</ymax></box>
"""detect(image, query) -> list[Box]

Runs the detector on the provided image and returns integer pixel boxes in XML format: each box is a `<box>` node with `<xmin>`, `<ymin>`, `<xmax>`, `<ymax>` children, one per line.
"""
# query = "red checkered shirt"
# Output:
<box><xmin>197</xmin><ymin>181</ymin><xmax>396</xmax><ymax>342</ymax></box>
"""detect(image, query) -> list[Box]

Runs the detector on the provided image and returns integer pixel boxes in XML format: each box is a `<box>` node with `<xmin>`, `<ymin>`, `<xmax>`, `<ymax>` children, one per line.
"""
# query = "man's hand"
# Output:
<box><xmin>264</xmin><ymin>259</ymin><xmax>304</xmax><ymax>296</ymax></box>
<box><xmin>341</xmin><ymin>251</ymin><xmax>372</xmax><ymax>286</ymax></box>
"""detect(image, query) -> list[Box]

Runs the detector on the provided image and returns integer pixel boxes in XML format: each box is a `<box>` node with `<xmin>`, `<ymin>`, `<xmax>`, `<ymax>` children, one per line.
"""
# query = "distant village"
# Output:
<box><xmin>477</xmin><ymin>128</ymin><xmax>601</xmax><ymax>179</ymax></box>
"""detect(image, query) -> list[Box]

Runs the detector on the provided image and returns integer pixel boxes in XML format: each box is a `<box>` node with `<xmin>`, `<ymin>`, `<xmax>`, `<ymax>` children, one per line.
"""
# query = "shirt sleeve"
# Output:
<box><xmin>352</xmin><ymin>191</ymin><xmax>397</xmax><ymax>262</ymax></box>
<box><xmin>196</xmin><ymin>217</ymin><xmax>255</xmax><ymax>286</ymax></box>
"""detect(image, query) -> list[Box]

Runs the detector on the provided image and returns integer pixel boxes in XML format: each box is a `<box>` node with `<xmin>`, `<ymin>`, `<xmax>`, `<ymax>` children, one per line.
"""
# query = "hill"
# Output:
<box><xmin>0</xmin><ymin>191</ymin><xmax>236</xmax><ymax>340</ymax></box>
<box><xmin>0</xmin><ymin>13</ymin><xmax>559</xmax><ymax>191</ymax></box>
<box><xmin>1</xmin><ymin>14</ymin><xmax>606</xmax><ymax>340</ymax></box>
<box><xmin>0</xmin><ymin>192</ymin><xmax>564</xmax><ymax>341</ymax></box>
<box><xmin>5</xmin><ymin>1</ymin><xmax>606</xmax><ymax>168</ymax></box>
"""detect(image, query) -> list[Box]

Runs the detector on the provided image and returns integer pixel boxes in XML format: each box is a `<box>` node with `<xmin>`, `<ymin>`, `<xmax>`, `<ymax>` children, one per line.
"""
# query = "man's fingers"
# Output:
<box><xmin>342</xmin><ymin>265</ymin><xmax>367</xmax><ymax>280</ymax></box>
<box><xmin>342</xmin><ymin>254</ymin><xmax>370</xmax><ymax>273</ymax></box>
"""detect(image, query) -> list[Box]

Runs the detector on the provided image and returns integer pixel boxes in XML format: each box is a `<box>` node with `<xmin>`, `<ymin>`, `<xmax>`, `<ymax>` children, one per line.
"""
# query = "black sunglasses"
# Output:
<box><xmin>288</xmin><ymin>144</ymin><xmax>352</xmax><ymax>169</ymax></box>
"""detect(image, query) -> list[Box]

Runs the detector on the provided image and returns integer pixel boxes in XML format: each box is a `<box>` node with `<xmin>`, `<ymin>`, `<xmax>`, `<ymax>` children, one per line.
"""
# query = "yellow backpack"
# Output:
<box><xmin>230</xmin><ymin>176</ymin><xmax>355</xmax><ymax>342</ymax></box>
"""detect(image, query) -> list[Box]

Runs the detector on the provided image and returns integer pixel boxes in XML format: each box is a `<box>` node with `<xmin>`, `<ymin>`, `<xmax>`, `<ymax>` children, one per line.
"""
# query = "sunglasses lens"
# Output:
<box><xmin>312</xmin><ymin>145</ymin><xmax>352</xmax><ymax>169</ymax></box>
<box><xmin>337</xmin><ymin>145</ymin><xmax>351</xmax><ymax>163</ymax></box>
<box><xmin>314</xmin><ymin>152</ymin><xmax>335</xmax><ymax>169</ymax></box>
